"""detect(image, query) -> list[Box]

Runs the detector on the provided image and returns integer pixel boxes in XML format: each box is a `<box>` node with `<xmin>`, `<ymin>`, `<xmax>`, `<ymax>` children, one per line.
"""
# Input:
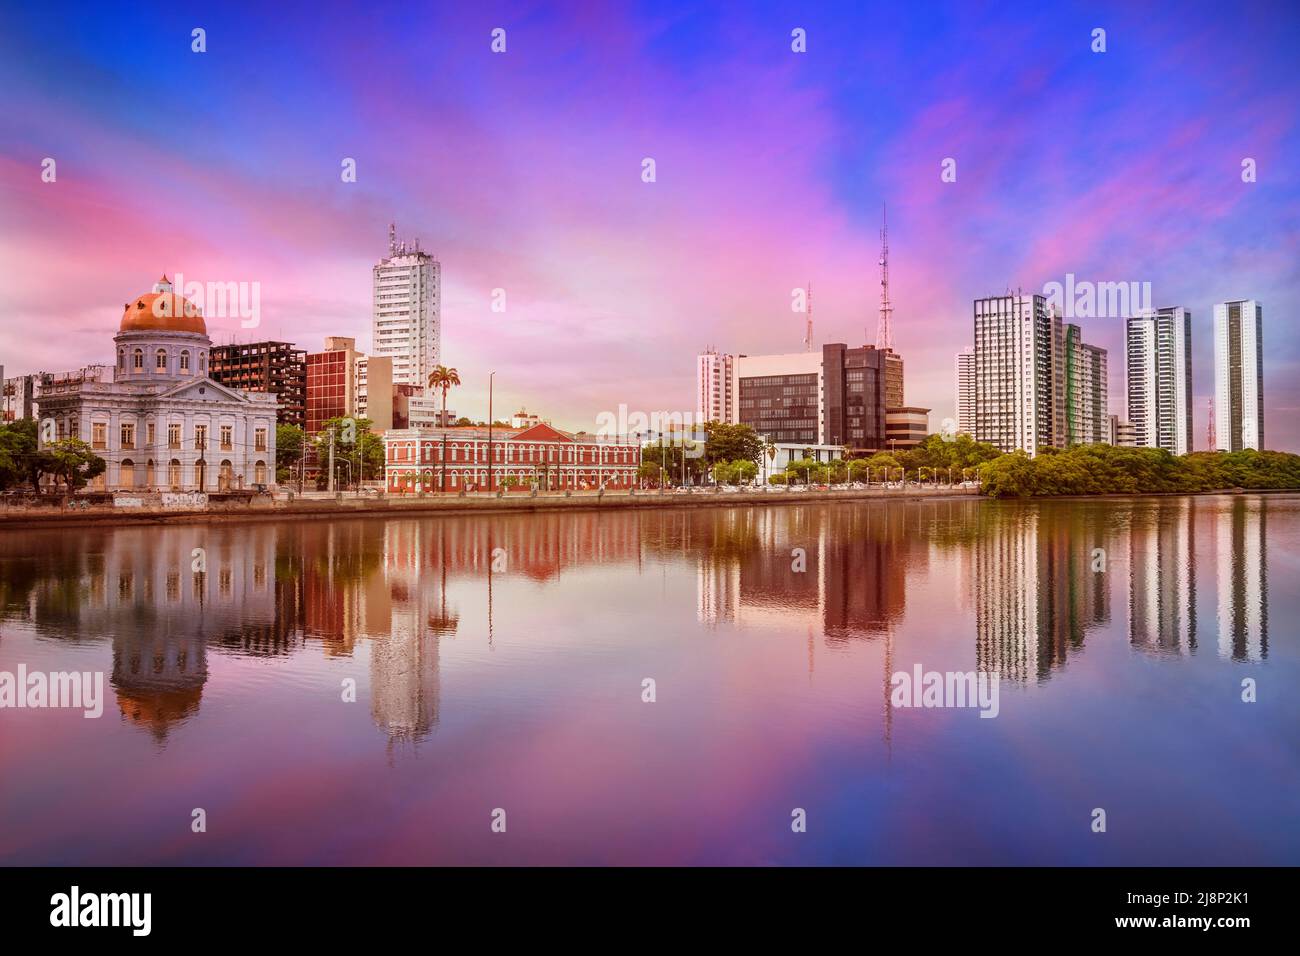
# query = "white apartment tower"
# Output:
<box><xmin>972</xmin><ymin>293</ymin><xmax>1063</xmax><ymax>455</ymax></box>
<box><xmin>1213</xmin><ymin>300</ymin><xmax>1264</xmax><ymax>451</ymax></box>
<box><xmin>1125</xmin><ymin>307</ymin><xmax>1192</xmax><ymax>455</ymax></box>
<box><xmin>955</xmin><ymin>347</ymin><xmax>975</xmax><ymax>435</ymax></box>
<box><xmin>696</xmin><ymin>348</ymin><xmax>735</xmax><ymax>424</ymax></box>
<box><xmin>373</xmin><ymin>223</ymin><xmax>440</xmax><ymax>388</ymax></box>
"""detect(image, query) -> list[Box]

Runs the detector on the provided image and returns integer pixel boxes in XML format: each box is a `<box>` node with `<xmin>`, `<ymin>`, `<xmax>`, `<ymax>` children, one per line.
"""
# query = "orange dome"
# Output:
<box><xmin>119</xmin><ymin>276</ymin><xmax>207</xmax><ymax>334</ymax></box>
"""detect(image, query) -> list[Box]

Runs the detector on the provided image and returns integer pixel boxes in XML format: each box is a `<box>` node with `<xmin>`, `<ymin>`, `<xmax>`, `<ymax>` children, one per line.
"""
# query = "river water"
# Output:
<box><xmin>0</xmin><ymin>495</ymin><xmax>1295</xmax><ymax>864</ymax></box>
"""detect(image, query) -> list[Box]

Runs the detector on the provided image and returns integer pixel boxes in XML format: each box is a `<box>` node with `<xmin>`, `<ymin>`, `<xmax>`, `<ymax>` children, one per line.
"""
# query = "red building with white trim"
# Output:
<box><xmin>385</xmin><ymin>423</ymin><xmax>641</xmax><ymax>493</ymax></box>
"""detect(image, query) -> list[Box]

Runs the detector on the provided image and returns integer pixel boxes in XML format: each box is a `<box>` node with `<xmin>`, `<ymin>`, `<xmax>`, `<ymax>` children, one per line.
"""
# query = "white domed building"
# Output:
<box><xmin>38</xmin><ymin>276</ymin><xmax>278</xmax><ymax>492</ymax></box>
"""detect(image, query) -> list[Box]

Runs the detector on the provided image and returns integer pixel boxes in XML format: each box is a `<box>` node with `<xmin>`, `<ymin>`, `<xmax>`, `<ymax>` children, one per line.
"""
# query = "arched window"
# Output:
<box><xmin>180</xmin><ymin>351</ymin><xmax>190</xmax><ymax>372</ymax></box>
<box><xmin>145</xmin><ymin>459</ymin><xmax>155</xmax><ymax>488</ymax></box>
<box><xmin>133</xmin><ymin>349</ymin><xmax>144</xmax><ymax>370</ymax></box>
<box><xmin>254</xmin><ymin>460</ymin><xmax>267</xmax><ymax>484</ymax></box>
<box><xmin>218</xmin><ymin>460</ymin><xmax>233</xmax><ymax>492</ymax></box>
<box><xmin>118</xmin><ymin>349</ymin><xmax>125</xmax><ymax>370</ymax></box>
<box><xmin>119</xmin><ymin>459</ymin><xmax>135</xmax><ymax>489</ymax></box>
<box><xmin>156</xmin><ymin>348</ymin><xmax>167</xmax><ymax>371</ymax></box>
<box><xmin>168</xmin><ymin>459</ymin><xmax>182</xmax><ymax>490</ymax></box>
<box><xmin>199</xmin><ymin>353</ymin><xmax>207</xmax><ymax>373</ymax></box>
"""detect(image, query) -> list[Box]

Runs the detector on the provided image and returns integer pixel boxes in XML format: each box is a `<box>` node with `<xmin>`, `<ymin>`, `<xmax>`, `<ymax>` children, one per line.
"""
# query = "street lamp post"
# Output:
<box><xmin>487</xmin><ymin>371</ymin><xmax>496</xmax><ymax>494</ymax></box>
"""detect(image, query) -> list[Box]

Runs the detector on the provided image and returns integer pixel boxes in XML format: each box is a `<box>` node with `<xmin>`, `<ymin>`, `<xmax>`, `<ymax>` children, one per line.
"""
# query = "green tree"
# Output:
<box><xmin>44</xmin><ymin>437</ymin><xmax>106</xmax><ymax>492</ymax></box>
<box><xmin>703</xmin><ymin>421</ymin><xmax>764</xmax><ymax>467</ymax></box>
<box><xmin>978</xmin><ymin>450</ymin><xmax>1037</xmax><ymax>498</ymax></box>
<box><xmin>0</xmin><ymin>418</ymin><xmax>53</xmax><ymax>492</ymax></box>
<box><xmin>276</xmin><ymin>423</ymin><xmax>306</xmax><ymax>483</ymax></box>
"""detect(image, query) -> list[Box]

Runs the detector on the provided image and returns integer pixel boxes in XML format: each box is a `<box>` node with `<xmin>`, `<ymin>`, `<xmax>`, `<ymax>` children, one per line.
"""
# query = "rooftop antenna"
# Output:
<box><xmin>804</xmin><ymin>281</ymin><xmax>814</xmax><ymax>352</ymax></box>
<box><xmin>388</xmin><ymin>222</ymin><xmax>397</xmax><ymax>257</ymax></box>
<box><xmin>876</xmin><ymin>203</ymin><xmax>893</xmax><ymax>351</ymax></box>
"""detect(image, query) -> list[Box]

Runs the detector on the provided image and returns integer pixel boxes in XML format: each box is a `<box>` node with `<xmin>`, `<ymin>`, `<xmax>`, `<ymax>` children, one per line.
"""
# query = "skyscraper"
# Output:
<box><xmin>1064</xmin><ymin>324</ymin><xmax>1108</xmax><ymax>446</ymax></box>
<box><xmin>955</xmin><ymin>347</ymin><xmax>975</xmax><ymax>435</ymax></box>
<box><xmin>1213</xmin><ymin>300</ymin><xmax>1264</xmax><ymax>451</ymax></box>
<box><xmin>822</xmin><ymin>343</ymin><xmax>889</xmax><ymax>452</ymax></box>
<box><xmin>1125</xmin><ymin>307</ymin><xmax>1193</xmax><ymax>455</ymax></box>
<box><xmin>373</xmin><ymin>223</ymin><xmax>440</xmax><ymax>388</ymax></box>
<box><xmin>972</xmin><ymin>293</ymin><xmax>1063</xmax><ymax>455</ymax></box>
<box><xmin>696</xmin><ymin>348</ymin><xmax>734</xmax><ymax>423</ymax></box>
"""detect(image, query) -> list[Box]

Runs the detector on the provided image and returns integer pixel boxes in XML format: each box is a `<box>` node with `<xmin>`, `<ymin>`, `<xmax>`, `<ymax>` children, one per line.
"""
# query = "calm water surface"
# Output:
<box><xmin>1</xmin><ymin>495</ymin><xmax>1296</xmax><ymax>865</ymax></box>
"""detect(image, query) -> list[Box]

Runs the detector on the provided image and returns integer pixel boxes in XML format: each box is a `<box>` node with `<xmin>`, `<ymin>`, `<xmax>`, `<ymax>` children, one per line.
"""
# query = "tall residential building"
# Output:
<box><xmin>1213</xmin><ymin>300</ymin><xmax>1264</xmax><ymax>451</ymax></box>
<box><xmin>972</xmin><ymin>293</ymin><xmax>1064</xmax><ymax>455</ymax></box>
<box><xmin>1125</xmin><ymin>307</ymin><xmax>1192</xmax><ymax>455</ymax></box>
<box><xmin>305</xmin><ymin>336</ymin><xmax>362</xmax><ymax>435</ymax></box>
<box><xmin>696</xmin><ymin>348</ymin><xmax>734</xmax><ymax>423</ymax></box>
<box><xmin>209</xmin><ymin>341</ymin><xmax>307</xmax><ymax>428</ymax></box>
<box><xmin>373</xmin><ymin>223</ymin><xmax>440</xmax><ymax>388</ymax></box>
<box><xmin>1064</xmin><ymin>324</ymin><xmax>1108</xmax><ymax>445</ymax></box>
<box><xmin>823</xmin><ymin>343</ymin><xmax>890</xmax><ymax>452</ymax></box>
<box><xmin>955</xmin><ymin>347</ymin><xmax>975</xmax><ymax>435</ymax></box>
<box><xmin>732</xmin><ymin>351</ymin><xmax>823</xmax><ymax>445</ymax></box>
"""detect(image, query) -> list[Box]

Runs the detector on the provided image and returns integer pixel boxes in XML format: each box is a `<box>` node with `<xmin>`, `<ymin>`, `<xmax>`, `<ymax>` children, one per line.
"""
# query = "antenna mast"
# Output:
<box><xmin>388</xmin><ymin>222</ymin><xmax>397</xmax><ymax>257</ymax></box>
<box><xmin>876</xmin><ymin>204</ymin><xmax>893</xmax><ymax>350</ymax></box>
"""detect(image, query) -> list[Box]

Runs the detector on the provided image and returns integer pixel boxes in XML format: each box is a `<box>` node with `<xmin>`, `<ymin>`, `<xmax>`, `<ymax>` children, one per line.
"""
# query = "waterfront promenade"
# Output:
<box><xmin>0</xmin><ymin>485</ymin><xmax>980</xmax><ymax>530</ymax></box>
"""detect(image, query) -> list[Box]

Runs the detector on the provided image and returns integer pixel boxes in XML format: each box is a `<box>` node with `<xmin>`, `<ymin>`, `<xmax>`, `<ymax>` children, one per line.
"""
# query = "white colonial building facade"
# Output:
<box><xmin>37</xmin><ymin>276</ymin><xmax>278</xmax><ymax>492</ymax></box>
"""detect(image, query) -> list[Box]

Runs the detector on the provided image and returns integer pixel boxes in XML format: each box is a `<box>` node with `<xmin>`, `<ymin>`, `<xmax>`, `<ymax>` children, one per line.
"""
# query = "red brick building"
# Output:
<box><xmin>385</xmin><ymin>423</ymin><xmax>640</xmax><ymax>493</ymax></box>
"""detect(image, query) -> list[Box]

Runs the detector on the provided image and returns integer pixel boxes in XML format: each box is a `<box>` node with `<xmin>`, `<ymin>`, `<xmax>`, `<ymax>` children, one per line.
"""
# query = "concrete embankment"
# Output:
<box><xmin>0</xmin><ymin>487</ymin><xmax>981</xmax><ymax>530</ymax></box>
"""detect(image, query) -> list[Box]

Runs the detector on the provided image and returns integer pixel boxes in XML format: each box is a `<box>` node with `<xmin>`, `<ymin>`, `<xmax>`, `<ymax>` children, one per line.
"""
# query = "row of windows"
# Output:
<box><xmin>118</xmin><ymin>348</ymin><xmax>205</xmax><ymax>374</ymax></box>
<box><xmin>111</xmin><ymin>458</ymin><xmax>268</xmax><ymax>488</ymax></box>
<box><xmin>389</xmin><ymin>443</ymin><xmax>637</xmax><ymax>464</ymax></box>
<box><xmin>78</xmin><ymin>420</ymin><xmax>267</xmax><ymax>452</ymax></box>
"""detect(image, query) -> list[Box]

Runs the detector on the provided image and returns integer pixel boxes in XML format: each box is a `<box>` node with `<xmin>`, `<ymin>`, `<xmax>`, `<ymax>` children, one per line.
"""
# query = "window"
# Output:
<box><xmin>220</xmin><ymin>425</ymin><xmax>233</xmax><ymax>451</ymax></box>
<box><xmin>156</xmin><ymin>349</ymin><xmax>167</xmax><ymax>371</ymax></box>
<box><xmin>168</xmin><ymin>459</ymin><xmax>182</xmax><ymax>490</ymax></box>
<box><xmin>194</xmin><ymin>424</ymin><xmax>207</xmax><ymax>451</ymax></box>
<box><xmin>254</xmin><ymin>427</ymin><xmax>267</xmax><ymax>452</ymax></box>
<box><xmin>254</xmin><ymin>460</ymin><xmax>267</xmax><ymax>484</ymax></box>
<box><xmin>133</xmin><ymin>349</ymin><xmax>144</xmax><ymax>370</ymax></box>
<box><xmin>168</xmin><ymin>422</ymin><xmax>181</xmax><ymax>449</ymax></box>
<box><xmin>120</xmin><ymin>422</ymin><xmax>135</xmax><ymax>449</ymax></box>
<box><xmin>180</xmin><ymin>351</ymin><xmax>190</xmax><ymax>372</ymax></box>
<box><xmin>146</xmin><ymin>422</ymin><xmax>155</xmax><ymax>446</ymax></box>
<box><xmin>92</xmin><ymin>422</ymin><xmax>107</xmax><ymax>449</ymax></box>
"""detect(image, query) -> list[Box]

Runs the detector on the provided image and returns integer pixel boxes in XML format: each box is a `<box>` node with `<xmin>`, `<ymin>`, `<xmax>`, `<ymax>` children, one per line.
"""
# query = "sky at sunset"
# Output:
<box><xmin>2</xmin><ymin>1</ymin><xmax>1298</xmax><ymax>446</ymax></box>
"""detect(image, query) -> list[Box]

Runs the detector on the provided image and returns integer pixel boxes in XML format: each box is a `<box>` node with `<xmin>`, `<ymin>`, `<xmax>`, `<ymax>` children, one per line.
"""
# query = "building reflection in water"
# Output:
<box><xmin>0</xmin><ymin>496</ymin><xmax>1277</xmax><ymax>748</ymax></box>
<box><xmin>1128</xmin><ymin>498</ymin><xmax>1198</xmax><ymax>655</ymax></box>
<box><xmin>1215</xmin><ymin>497</ymin><xmax>1268</xmax><ymax>662</ymax></box>
<box><xmin>969</xmin><ymin>504</ymin><xmax>1111</xmax><ymax>682</ymax></box>
<box><xmin>694</xmin><ymin>503</ymin><xmax>922</xmax><ymax>642</ymax></box>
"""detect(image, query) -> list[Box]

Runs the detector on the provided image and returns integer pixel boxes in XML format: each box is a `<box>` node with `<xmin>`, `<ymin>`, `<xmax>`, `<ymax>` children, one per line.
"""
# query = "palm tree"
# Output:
<box><xmin>428</xmin><ymin>365</ymin><xmax>461</xmax><ymax>492</ymax></box>
<box><xmin>427</xmin><ymin>365</ymin><xmax>461</xmax><ymax>426</ymax></box>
